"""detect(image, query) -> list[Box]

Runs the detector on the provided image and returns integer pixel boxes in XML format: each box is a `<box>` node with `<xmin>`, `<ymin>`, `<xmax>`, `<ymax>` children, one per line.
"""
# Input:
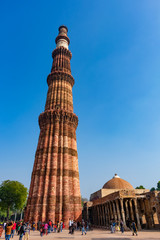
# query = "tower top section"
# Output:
<box><xmin>55</xmin><ymin>25</ymin><xmax>70</xmax><ymax>49</ymax></box>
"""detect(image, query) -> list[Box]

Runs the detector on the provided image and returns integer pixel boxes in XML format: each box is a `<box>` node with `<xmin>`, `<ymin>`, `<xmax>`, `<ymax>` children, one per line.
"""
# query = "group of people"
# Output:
<box><xmin>0</xmin><ymin>218</ymin><xmax>138</xmax><ymax>238</ymax></box>
<box><xmin>0</xmin><ymin>219</ymin><xmax>89</xmax><ymax>239</ymax></box>
<box><xmin>38</xmin><ymin>220</ymin><xmax>64</xmax><ymax>237</ymax></box>
<box><xmin>0</xmin><ymin>221</ymin><xmax>31</xmax><ymax>240</ymax></box>
<box><xmin>110</xmin><ymin>219</ymin><xmax>138</xmax><ymax>236</ymax></box>
<box><xmin>0</xmin><ymin>220</ymin><xmax>65</xmax><ymax>240</ymax></box>
<box><xmin>110</xmin><ymin>220</ymin><xmax>125</xmax><ymax>233</ymax></box>
<box><xmin>69</xmin><ymin>219</ymin><xmax>89</xmax><ymax>235</ymax></box>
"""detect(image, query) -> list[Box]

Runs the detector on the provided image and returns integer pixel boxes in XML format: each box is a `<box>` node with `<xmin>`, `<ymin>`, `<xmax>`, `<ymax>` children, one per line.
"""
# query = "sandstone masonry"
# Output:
<box><xmin>24</xmin><ymin>26</ymin><xmax>82</xmax><ymax>226</ymax></box>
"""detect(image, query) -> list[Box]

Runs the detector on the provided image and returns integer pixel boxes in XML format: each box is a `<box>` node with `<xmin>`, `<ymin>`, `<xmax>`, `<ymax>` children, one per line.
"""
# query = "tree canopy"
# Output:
<box><xmin>157</xmin><ymin>181</ymin><xmax>160</xmax><ymax>191</ymax></box>
<box><xmin>81</xmin><ymin>197</ymin><xmax>88</xmax><ymax>207</ymax></box>
<box><xmin>0</xmin><ymin>180</ymin><xmax>28</xmax><ymax>219</ymax></box>
<box><xmin>150</xmin><ymin>181</ymin><xmax>160</xmax><ymax>192</ymax></box>
<box><xmin>136</xmin><ymin>185</ymin><xmax>145</xmax><ymax>189</ymax></box>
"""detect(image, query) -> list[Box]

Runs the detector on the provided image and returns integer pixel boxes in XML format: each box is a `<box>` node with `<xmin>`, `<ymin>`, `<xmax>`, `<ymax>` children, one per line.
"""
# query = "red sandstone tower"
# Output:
<box><xmin>25</xmin><ymin>26</ymin><xmax>82</xmax><ymax>225</ymax></box>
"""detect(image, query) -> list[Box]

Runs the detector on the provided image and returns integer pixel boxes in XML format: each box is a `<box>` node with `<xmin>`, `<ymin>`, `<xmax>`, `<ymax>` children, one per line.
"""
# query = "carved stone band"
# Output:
<box><xmin>39</xmin><ymin>110</ymin><xmax>78</xmax><ymax>129</ymax></box>
<box><xmin>32</xmin><ymin>168</ymin><xmax>79</xmax><ymax>178</ymax></box>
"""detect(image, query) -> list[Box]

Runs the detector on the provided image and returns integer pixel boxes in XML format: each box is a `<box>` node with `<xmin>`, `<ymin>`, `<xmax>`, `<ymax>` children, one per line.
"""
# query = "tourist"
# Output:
<box><xmin>44</xmin><ymin>222</ymin><xmax>48</xmax><ymax>235</ymax></box>
<box><xmin>5</xmin><ymin>222</ymin><xmax>14</xmax><ymax>240</ymax></box>
<box><xmin>60</xmin><ymin>220</ymin><xmax>63</xmax><ymax>232</ymax></box>
<box><xmin>57</xmin><ymin>221</ymin><xmax>60</xmax><ymax>233</ymax></box>
<box><xmin>69</xmin><ymin>219</ymin><xmax>74</xmax><ymax>234</ymax></box>
<box><xmin>51</xmin><ymin>221</ymin><xmax>53</xmax><ymax>232</ymax></box>
<box><xmin>70</xmin><ymin>221</ymin><xmax>75</xmax><ymax>235</ymax></box>
<box><xmin>37</xmin><ymin>220</ymin><xmax>41</xmax><ymax>231</ymax></box>
<box><xmin>24</xmin><ymin>223</ymin><xmax>31</xmax><ymax>240</ymax></box>
<box><xmin>40</xmin><ymin>223</ymin><xmax>45</xmax><ymax>237</ymax></box>
<box><xmin>16</xmin><ymin>222</ymin><xmax>19</xmax><ymax>235</ymax></box>
<box><xmin>3</xmin><ymin>222</ymin><xmax>6</xmax><ymax>230</ymax></box>
<box><xmin>0</xmin><ymin>225</ymin><xmax>3</xmax><ymax>238</ymax></box>
<box><xmin>32</xmin><ymin>222</ymin><xmax>36</xmax><ymax>231</ymax></box>
<box><xmin>86</xmin><ymin>221</ymin><xmax>89</xmax><ymax>231</ymax></box>
<box><xmin>116</xmin><ymin>222</ymin><xmax>120</xmax><ymax>232</ymax></box>
<box><xmin>28</xmin><ymin>223</ymin><xmax>31</xmax><ymax>235</ymax></box>
<box><xmin>110</xmin><ymin>221</ymin><xmax>114</xmax><ymax>233</ymax></box>
<box><xmin>69</xmin><ymin>219</ymin><xmax>72</xmax><ymax>233</ymax></box>
<box><xmin>62</xmin><ymin>221</ymin><xmax>65</xmax><ymax>230</ymax></box>
<box><xmin>81</xmin><ymin>221</ymin><xmax>86</xmax><ymax>235</ymax></box>
<box><xmin>16</xmin><ymin>222</ymin><xmax>21</xmax><ymax>235</ymax></box>
<box><xmin>77</xmin><ymin>221</ymin><xmax>80</xmax><ymax>230</ymax></box>
<box><xmin>112</xmin><ymin>221</ymin><xmax>116</xmax><ymax>233</ymax></box>
<box><xmin>48</xmin><ymin>220</ymin><xmax>52</xmax><ymax>233</ymax></box>
<box><xmin>11</xmin><ymin>221</ymin><xmax>16</xmax><ymax>238</ymax></box>
<box><xmin>54</xmin><ymin>223</ymin><xmax>57</xmax><ymax>233</ymax></box>
<box><xmin>71</xmin><ymin>221</ymin><xmax>75</xmax><ymax>234</ymax></box>
<box><xmin>79</xmin><ymin>221</ymin><xmax>82</xmax><ymax>231</ymax></box>
<box><xmin>19</xmin><ymin>223</ymin><xmax>25</xmax><ymax>240</ymax></box>
<box><xmin>120</xmin><ymin>220</ymin><xmax>124</xmax><ymax>233</ymax></box>
<box><xmin>40</xmin><ymin>226</ymin><xmax>44</xmax><ymax>238</ymax></box>
<box><xmin>131</xmin><ymin>221</ymin><xmax>138</xmax><ymax>236</ymax></box>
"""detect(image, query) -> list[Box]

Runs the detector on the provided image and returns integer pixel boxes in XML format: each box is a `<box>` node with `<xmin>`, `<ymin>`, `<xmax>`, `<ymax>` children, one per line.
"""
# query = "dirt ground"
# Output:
<box><xmin>1</xmin><ymin>229</ymin><xmax>160</xmax><ymax>240</ymax></box>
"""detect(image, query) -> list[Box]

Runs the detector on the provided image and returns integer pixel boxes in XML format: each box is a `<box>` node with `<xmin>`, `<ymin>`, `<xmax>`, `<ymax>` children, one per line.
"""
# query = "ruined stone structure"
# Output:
<box><xmin>25</xmin><ymin>26</ymin><xmax>82</xmax><ymax>225</ymax></box>
<box><xmin>83</xmin><ymin>174</ymin><xmax>160</xmax><ymax>229</ymax></box>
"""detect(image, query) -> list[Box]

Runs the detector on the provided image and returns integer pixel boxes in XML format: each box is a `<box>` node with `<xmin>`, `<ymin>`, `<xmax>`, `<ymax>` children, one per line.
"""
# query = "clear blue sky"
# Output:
<box><xmin>0</xmin><ymin>0</ymin><xmax>160</xmax><ymax>199</ymax></box>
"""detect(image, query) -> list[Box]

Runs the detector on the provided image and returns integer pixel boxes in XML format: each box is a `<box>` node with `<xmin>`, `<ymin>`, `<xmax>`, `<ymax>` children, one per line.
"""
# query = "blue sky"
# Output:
<box><xmin>0</xmin><ymin>0</ymin><xmax>160</xmax><ymax>199</ymax></box>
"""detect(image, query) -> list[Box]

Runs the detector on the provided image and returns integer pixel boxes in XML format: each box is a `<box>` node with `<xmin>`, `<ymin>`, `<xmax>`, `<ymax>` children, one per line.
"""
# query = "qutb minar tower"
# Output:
<box><xmin>25</xmin><ymin>26</ymin><xmax>82</xmax><ymax>225</ymax></box>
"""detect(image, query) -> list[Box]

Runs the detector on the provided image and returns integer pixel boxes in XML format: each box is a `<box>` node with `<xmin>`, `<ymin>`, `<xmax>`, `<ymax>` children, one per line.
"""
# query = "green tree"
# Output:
<box><xmin>81</xmin><ymin>197</ymin><xmax>88</xmax><ymax>207</ymax></box>
<box><xmin>136</xmin><ymin>185</ymin><xmax>145</xmax><ymax>189</ymax></box>
<box><xmin>150</xmin><ymin>187</ymin><xmax>155</xmax><ymax>192</ymax></box>
<box><xmin>157</xmin><ymin>181</ymin><xmax>160</xmax><ymax>191</ymax></box>
<box><xmin>0</xmin><ymin>180</ymin><xmax>28</xmax><ymax>219</ymax></box>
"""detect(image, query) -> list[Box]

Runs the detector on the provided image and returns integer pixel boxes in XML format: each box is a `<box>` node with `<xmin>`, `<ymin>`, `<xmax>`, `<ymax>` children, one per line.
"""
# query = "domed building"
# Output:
<box><xmin>103</xmin><ymin>174</ymin><xmax>134</xmax><ymax>190</ymax></box>
<box><xmin>83</xmin><ymin>174</ymin><xmax>160</xmax><ymax>230</ymax></box>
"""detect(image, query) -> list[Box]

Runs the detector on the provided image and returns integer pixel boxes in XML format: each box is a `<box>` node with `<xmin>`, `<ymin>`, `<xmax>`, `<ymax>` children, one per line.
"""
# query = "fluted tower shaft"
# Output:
<box><xmin>24</xmin><ymin>26</ymin><xmax>82</xmax><ymax>225</ymax></box>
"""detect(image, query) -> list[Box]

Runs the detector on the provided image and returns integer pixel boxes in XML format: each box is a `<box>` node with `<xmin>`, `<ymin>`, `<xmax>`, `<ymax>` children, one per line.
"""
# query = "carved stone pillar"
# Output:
<box><xmin>129</xmin><ymin>199</ymin><xmax>134</xmax><ymax>220</ymax></box>
<box><xmin>115</xmin><ymin>199</ymin><xmax>121</xmax><ymax>222</ymax></box>
<box><xmin>97</xmin><ymin>206</ymin><xmax>99</xmax><ymax>225</ymax></box>
<box><xmin>101</xmin><ymin>205</ymin><xmax>104</xmax><ymax>226</ymax></box>
<box><xmin>103</xmin><ymin>205</ymin><xmax>105</xmax><ymax>226</ymax></box>
<box><xmin>92</xmin><ymin>207</ymin><xmax>95</xmax><ymax>225</ymax></box>
<box><xmin>97</xmin><ymin>206</ymin><xmax>99</xmax><ymax>226</ymax></box>
<box><xmin>102</xmin><ymin>205</ymin><xmax>105</xmax><ymax>226</ymax></box>
<box><xmin>152</xmin><ymin>209</ymin><xmax>159</xmax><ymax>225</ymax></box>
<box><xmin>125</xmin><ymin>200</ymin><xmax>129</xmax><ymax>220</ymax></box>
<box><xmin>144</xmin><ymin>199</ymin><xmax>154</xmax><ymax>228</ymax></box>
<box><xmin>95</xmin><ymin>206</ymin><xmax>97</xmax><ymax>225</ymax></box>
<box><xmin>97</xmin><ymin>206</ymin><xmax>100</xmax><ymax>226</ymax></box>
<box><xmin>100</xmin><ymin>205</ymin><xmax>103</xmax><ymax>226</ymax></box>
<box><xmin>107</xmin><ymin>202</ymin><xmax>111</xmax><ymax>224</ymax></box>
<box><xmin>133</xmin><ymin>198</ymin><xmax>141</xmax><ymax>229</ymax></box>
<box><xmin>120</xmin><ymin>198</ymin><xmax>126</xmax><ymax>226</ymax></box>
<box><xmin>107</xmin><ymin>203</ymin><xmax>110</xmax><ymax>225</ymax></box>
<box><xmin>140</xmin><ymin>199</ymin><xmax>146</xmax><ymax>225</ymax></box>
<box><xmin>109</xmin><ymin>201</ymin><xmax>113</xmax><ymax>220</ymax></box>
<box><xmin>112</xmin><ymin>201</ymin><xmax>117</xmax><ymax>220</ymax></box>
<box><xmin>92</xmin><ymin>206</ymin><xmax>94</xmax><ymax>225</ymax></box>
<box><xmin>104</xmin><ymin>204</ymin><xmax>106</xmax><ymax>226</ymax></box>
<box><xmin>106</xmin><ymin>203</ymin><xmax>109</xmax><ymax>226</ymax></box>
<box><xmin>99</xmin><ymin>205</ymin><xmax>101</xmax><ymax>226</ymax></box>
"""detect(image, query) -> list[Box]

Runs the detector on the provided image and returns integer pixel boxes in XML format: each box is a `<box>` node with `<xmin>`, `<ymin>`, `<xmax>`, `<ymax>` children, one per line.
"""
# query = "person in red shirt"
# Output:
<box><xmin>48</xmin><ymin>220</ymin><xmax>52</xmax><ymax>233</ymax></box>
<box><xmin>11</xmin><ymin>222</ymin><xmax>16</xmax><ymax>238</ymax></box>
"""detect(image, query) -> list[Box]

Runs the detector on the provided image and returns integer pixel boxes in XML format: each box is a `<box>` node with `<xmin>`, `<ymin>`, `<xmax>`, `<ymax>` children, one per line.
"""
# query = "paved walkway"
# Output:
<box><xmin>1</xmin><ymin>229</ymin><xmax>160</xmax><ymax>240</ymax></box>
